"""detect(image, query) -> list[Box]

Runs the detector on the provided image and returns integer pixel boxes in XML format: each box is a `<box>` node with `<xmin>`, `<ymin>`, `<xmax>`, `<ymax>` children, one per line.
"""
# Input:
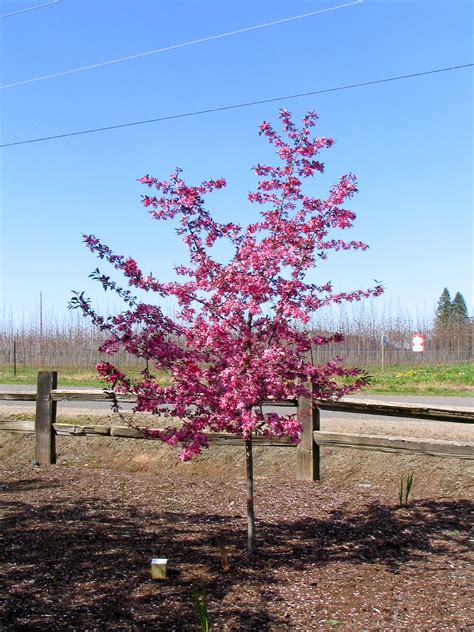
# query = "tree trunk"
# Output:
<box><xmin>245</xmin><ymin>435</ymin><xmax>256</xmax><ymax>556</ymax></box>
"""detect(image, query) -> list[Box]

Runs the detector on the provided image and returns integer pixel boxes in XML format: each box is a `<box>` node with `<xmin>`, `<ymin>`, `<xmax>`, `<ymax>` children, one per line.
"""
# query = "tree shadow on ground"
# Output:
<box><xmin>0</xmin><ymin>477</ymin><xmax>61</xmax><ymax>493</ymax></box>
<box><xmin>1</xmin><ymin>481</ymin><xmax>471</xmax><ymax>631</ymax></box>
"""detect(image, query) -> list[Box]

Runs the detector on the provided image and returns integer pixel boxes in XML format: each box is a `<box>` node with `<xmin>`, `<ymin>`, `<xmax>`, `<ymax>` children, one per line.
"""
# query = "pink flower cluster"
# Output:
<box><xmin>77</xmin><ymin>111</ymin><xmax>383</xmax><ymax>460</ymax></box>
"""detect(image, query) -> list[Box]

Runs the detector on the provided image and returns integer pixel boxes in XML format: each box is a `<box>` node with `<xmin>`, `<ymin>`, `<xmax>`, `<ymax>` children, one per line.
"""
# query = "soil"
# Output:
<box><xmin>1</xmin><ymin>407</ymin><xmax>473</xmax><ymax>630</ymax></box>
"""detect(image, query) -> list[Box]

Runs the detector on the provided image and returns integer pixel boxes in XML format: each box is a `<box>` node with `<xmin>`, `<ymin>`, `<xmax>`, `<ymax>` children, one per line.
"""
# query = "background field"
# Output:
<box><xmin>1</xmin><ymin>362</ymin><xmax>472</xmax><ymax>397</ymax></box>
<box><xmin>1</xmin><ymin>304</ymin><xmax>472</xmax><ymax>374</ymax></box>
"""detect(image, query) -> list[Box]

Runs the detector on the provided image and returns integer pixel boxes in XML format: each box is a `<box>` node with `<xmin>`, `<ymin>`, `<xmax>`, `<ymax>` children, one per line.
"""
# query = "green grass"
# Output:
<box><xmin>362</xmin><ymin>362</ymin><xmax>473</xmax><ymax>396</ymax></box>
<box><xmin>1</xmin><ymin>362</ymin><xmax>472</xmax><ymax>396</ymax></box>
<box><xmin>0</xmin><ymin>365</ymin><xmax>171</xmax><ymax>388</ymax></box>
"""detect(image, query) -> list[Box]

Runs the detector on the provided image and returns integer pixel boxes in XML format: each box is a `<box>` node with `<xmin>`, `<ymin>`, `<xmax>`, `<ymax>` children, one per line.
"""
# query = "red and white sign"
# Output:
<box><xmin>412</xmin><ymin>334</ymin><xmax>424</xmax><ymax>352</ymax></box>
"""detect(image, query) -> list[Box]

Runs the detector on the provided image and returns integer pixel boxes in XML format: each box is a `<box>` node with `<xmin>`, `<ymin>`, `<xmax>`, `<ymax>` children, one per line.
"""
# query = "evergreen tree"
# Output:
<box><xmin>435</xmin><ymin>288</ymin><xmax>452</xmax><ymax>328</ymax></box>
<box><xmin>452</xmin><ymin>291</ymin><xmax>470</xmax><ymax>325</ymax></box>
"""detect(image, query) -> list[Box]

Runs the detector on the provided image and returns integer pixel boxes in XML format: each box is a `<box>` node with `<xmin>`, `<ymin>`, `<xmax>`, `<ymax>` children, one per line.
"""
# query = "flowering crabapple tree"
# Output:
<box><xmin>71</xmin><ymin>110</ymin><xmax>383</xmax><ymax>555</ymax></box>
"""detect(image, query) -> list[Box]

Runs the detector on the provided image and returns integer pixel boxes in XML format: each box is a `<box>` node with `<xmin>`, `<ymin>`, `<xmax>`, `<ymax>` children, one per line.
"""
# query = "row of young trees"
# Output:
<box><xmin>2</xmin><ymin>306</ymin><xmax>471</xmax><ymax>368</ymax></box>
<box><xmin>2</xmin><ymin>294</ymin><xmax>471</xmax><ymax>371</ymax></box>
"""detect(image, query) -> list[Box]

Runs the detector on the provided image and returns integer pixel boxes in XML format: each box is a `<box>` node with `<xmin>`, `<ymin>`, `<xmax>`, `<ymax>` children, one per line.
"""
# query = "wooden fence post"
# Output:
<box><xmin>296</xmin><ymin>390</ymin><xmax>320</xmax><ymax>481</ymax></box>
<box><xmin>35</xmin><ymin>371</ymin><xmax>57</xmax><ymax>465</ymax></box>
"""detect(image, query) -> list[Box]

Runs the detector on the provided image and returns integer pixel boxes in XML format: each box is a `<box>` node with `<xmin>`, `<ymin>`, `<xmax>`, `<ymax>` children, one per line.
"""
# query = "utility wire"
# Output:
<box><xmin>0</xmin><ymin>0</ymin><xmax>362</xmax><ymax>89</ymax></box>
<box><xmin>0</xmin><ymin>0</ymin><xmax>61</xmax><ymax>19</ymax></box>
<box><xmin>1</xmin><ymin>63</ymin><xmax>472</xmax><ymax>149</ymax></box>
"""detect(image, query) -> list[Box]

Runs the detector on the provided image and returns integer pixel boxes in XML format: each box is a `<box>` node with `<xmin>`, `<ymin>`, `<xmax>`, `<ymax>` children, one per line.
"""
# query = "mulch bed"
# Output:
<box><xmin>1</xmin><ymin>450</ymin><xmax>473</xmax><ymax>631</ymax></box>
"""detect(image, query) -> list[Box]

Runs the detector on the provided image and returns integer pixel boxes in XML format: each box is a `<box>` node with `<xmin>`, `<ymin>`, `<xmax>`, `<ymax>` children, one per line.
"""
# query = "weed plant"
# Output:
<box><xmin>192</xmin><ymin>582</ymin><xmax>210</xmax><ymax>632</ymax></box>
<box><xmin>399</xmin><ymin>472</ymin><xmax>414</xmax><ymax>507</ymax></box>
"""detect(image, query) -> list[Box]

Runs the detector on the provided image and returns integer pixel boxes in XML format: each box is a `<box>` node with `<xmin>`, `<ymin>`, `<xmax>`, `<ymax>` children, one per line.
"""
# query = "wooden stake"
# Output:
<box><xmin>35</xmin><ymin>371</ymin><xmax>57</xmax><ymax>464</ymax></box>
<box><xmin>296</xmin><ymin>388</ymin><xmax>320</xmax><ymax>481</ymax></box>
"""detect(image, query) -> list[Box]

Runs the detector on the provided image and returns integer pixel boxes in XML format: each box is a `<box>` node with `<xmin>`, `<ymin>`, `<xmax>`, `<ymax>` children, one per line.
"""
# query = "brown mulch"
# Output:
<box><xmin>1</xmin><ymin>432</ymin><xmax>473</xmax><ymax>631</ymax></box>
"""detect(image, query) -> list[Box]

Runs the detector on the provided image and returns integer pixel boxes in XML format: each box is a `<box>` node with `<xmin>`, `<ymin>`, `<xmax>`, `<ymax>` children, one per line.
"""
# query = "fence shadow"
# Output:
<box><xmin>1</xmin><ymin>480</ymin><xmax>471</xmax><ymax>630</ymax></box>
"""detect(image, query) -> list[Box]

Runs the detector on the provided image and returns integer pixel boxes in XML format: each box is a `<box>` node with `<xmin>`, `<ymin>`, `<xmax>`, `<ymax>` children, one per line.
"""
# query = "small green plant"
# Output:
<box><xmin>399</xmin><ymin>472</ymin><xmax>414</xmax><ymax>507</ymax></box>
<box><xmin>192</xmin><ymin>582</ymin><xmax>210</xmax><ymax>632</ymax></box>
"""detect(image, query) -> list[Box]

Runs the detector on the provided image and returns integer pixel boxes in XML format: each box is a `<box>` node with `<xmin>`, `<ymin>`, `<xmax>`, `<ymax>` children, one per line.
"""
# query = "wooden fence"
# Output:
<box><xmin>1</xmin><ymin>371</ymin><xmax>473</xmax><ymax>480</ymax></box>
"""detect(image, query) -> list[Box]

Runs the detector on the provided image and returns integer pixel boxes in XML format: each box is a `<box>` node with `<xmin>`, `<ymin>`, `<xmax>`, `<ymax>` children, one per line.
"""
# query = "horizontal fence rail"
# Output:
<box><xmin>49</xmin><ymin>390</ymin><xmax>298</xmax><ymax>408</ymax></box>
<box><xmin>0</xmin><ymin>421</ymin><xmax>296</xmax><ymax>445</ymax></box>
<box><xmin>315</xmin><ymin>399</ymin><xmax>474</xmax><ymax>423</ymax></box>
<box><xmin>2</xmin><ymin>389</ymin><xmax>471</xmax><ymax>422</ymax></box>
<box><xmin>0</xmin><ymin>371</ymin><xmax>473</xmax><ymax>478</ymax></box>
<box><xmin>0</xmin><ymin>392</ymin><xmax>37</xmax><ymax>401</ymax></box>
<box><xmin>312</xmin><ymin>432</ymin><xmax>473</xmax><ymax>459</ymax></box>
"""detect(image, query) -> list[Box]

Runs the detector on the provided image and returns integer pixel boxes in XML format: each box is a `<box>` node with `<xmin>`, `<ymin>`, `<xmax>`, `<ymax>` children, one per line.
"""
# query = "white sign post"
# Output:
<box><xmin>412</xmin><ymin>334</ymin><xmax>424</xmax><ymax>353</ymax></box>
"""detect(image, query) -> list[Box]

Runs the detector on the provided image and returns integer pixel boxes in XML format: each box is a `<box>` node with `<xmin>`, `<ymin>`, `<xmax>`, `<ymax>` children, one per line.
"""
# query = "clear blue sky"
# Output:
<box><xmin>1</xmin><ymin>0</ymin><xmax>472</xmax><ymax>326</ymax></box>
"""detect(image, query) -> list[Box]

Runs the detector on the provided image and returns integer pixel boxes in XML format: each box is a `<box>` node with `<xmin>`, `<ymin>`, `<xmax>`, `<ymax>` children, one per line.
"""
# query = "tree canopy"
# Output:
<box><xmin>71</xmin><ymin>110</ymin><xmax>382</xmax><ymax>553</ymax></box>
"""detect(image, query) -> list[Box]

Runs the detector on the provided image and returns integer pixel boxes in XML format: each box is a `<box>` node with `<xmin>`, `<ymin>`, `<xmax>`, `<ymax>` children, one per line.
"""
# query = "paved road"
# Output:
<box><xmin>0</xmin><ymin>384</ymin><xmax>472</xmax><ymax>420</ymax></box>
<box><xmin>0</xmin><ymin>384</ymin><xmax>136</xmax><ymax>414</ymax></box>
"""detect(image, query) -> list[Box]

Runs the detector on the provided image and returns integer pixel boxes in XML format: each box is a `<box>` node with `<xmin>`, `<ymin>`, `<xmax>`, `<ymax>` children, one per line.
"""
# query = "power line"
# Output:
<box><xmin>1</xmin><ymin>63</ymin><xmax>472</xmax><ymax>149</ymax></box>
<box><xmin>0</xmin><ymin>0</ymin><xmax>61</xmax><ymax>19</ymax></box>
<box><xmin>0</xmin><ymin>0</ymin><xmax>362</xmax><ymax>89</ymax></box>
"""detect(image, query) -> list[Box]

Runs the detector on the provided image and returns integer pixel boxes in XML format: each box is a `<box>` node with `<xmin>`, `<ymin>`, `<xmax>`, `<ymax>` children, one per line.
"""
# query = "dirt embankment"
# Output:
<box><xmin>1</xmin><ymin>404</ymin><xmax>472</xmax><ymax>496</ymax></box>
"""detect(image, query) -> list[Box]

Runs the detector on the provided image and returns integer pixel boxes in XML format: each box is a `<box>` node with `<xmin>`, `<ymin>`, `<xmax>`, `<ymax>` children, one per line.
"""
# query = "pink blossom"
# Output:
<box><xmin>74</xmin><ymin>110</ymin><xmax>383</xmax><ymax>459</ymax></box>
